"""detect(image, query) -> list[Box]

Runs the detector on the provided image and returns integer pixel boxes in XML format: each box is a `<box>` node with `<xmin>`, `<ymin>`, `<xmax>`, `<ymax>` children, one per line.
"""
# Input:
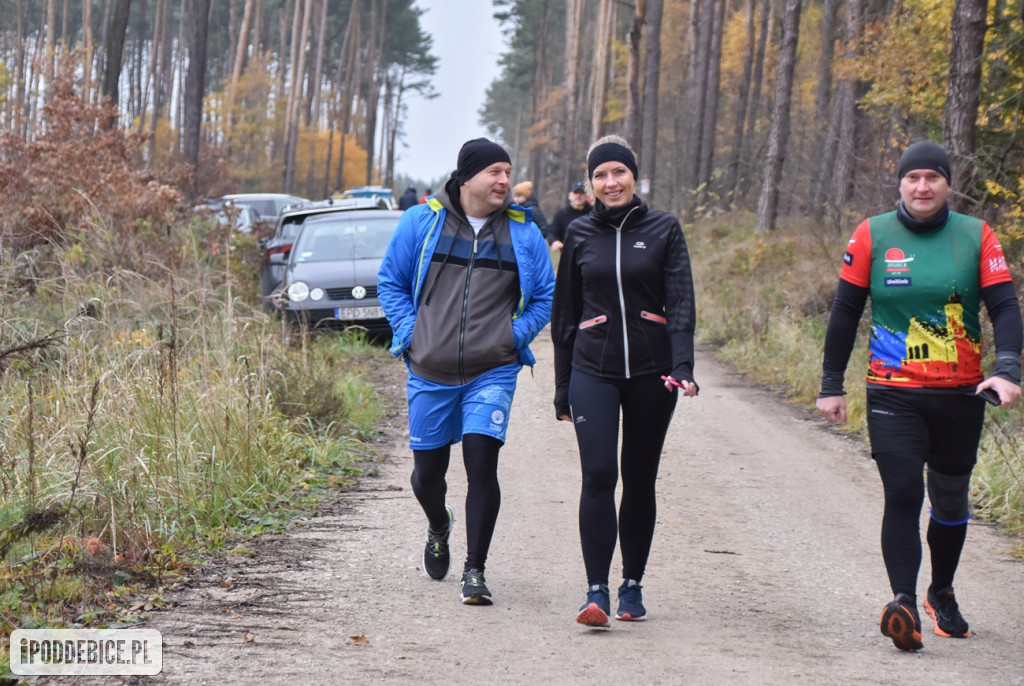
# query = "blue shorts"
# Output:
<box><xmin>406</xmin><ymin>363</ymin><xmax>522</xmax><ymax>450</ymax></box>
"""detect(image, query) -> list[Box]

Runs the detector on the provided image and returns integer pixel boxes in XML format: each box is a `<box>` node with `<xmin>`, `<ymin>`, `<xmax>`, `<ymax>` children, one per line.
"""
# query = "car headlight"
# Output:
<box><xmin>310</xmin><ymin>287</ymin><xmax>324</xmax><ymax>301</ymax></box>
<box><xmin>286</xmin><ymin>281</ymin><xmax>310</xmax><ymax>302</ymax></box>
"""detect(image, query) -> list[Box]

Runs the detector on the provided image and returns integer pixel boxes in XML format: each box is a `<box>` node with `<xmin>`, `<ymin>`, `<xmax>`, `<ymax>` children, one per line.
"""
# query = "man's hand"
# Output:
<box><xmin>976</xmin><ymin>376</ymin><xmax>1022</xmax><ymax>408</ymax></box>
<box><xmin>816</xmin><ymin>395</ymin><xmax>847</xmax><ymax>425</ymax></box>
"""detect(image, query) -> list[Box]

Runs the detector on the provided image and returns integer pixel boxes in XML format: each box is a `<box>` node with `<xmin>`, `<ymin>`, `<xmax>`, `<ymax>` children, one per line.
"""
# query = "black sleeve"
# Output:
<box><xmin>552</xmin><ymin>231</ymin><xmax>583</xmax><ymax>418</ymax></box>
<box><xmin>548</xmin><ymin>208</ymin><xmax>568</xmax><ymax>244</ymax></box>
<box><xmin>982</xmin><ymin>280</ymin><xmax>1023</xmax><ymax>384</ymax></box>
<box><xmin>819</xmin><ymin>279</ymin><xmax>869</xmax><ymax>397</ymax></box>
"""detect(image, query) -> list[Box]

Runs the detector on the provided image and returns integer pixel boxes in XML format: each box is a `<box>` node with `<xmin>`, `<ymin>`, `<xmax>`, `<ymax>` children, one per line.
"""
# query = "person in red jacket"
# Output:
<box><xmin>817</xmin><ymin>141</ymin><xmax>1022</xmax><ymax>651</ymax></box>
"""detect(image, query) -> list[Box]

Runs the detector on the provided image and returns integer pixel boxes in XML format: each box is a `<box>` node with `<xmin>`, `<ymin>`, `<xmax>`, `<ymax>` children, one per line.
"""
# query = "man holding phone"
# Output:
<box><xmin>816</xmin><ymin>141</ymin><xmax>1022</xmax><ymax>651</ymax></box>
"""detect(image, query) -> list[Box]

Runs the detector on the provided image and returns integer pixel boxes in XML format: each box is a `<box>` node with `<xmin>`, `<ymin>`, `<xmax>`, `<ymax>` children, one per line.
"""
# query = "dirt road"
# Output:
<box><xmin>107</xmin><ymin>331</ymin><xmax>1024</xmax><ymax>684</ymax></box>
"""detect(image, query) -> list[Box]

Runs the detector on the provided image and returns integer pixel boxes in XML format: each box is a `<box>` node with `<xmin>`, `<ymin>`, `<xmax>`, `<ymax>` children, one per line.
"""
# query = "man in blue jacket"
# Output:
<box><xmin>378</xmin><ymin>138</ymin><xmax>554</xmax><ymax>606</ymax></box>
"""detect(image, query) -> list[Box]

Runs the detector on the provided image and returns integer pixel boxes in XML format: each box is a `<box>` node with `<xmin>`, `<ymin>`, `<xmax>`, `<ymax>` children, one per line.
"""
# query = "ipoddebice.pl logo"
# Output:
<box><xmin>10</xmin><ymin>628</ymin><xmax>162</xmax><ymax>676</ymax></box>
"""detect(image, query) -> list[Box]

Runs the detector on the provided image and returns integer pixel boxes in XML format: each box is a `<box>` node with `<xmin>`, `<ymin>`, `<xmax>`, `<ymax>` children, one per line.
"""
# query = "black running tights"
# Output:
<box><xmin>411</xmin><ymin>433</ymin><xmax>502</xmax><ymax>572</ymax></box>
<box><xmin>568</xmin><ymin>371</ymin><xmax>677</xmax><ymax>586</ymax></box>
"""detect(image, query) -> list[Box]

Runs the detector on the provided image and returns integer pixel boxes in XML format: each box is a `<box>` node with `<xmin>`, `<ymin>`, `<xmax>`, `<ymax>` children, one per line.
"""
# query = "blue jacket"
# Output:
<box><xmin>378</xmin><ymin>196</ymin><xmax>555</xmax><ymax>368</ymax></box>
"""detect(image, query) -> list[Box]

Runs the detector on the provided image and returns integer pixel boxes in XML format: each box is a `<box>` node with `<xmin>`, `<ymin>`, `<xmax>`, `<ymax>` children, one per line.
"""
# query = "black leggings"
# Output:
<box><xmin>569</xmin><ymin>370</ymin><xmax>677</xmax><ymax>586</ymax></box>
<box><xmin>411</xmin><ymin>433</ymin><xmax>502</xmax><ymax>572</ymax></box>
<box><xmin>867</xmin><ymin>388</ymin><xmax>984</xmax><ymax>598</ymax></box>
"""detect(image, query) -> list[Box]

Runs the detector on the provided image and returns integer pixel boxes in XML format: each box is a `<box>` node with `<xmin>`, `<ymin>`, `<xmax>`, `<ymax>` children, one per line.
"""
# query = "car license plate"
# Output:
<box><xmin>335</xmin><ymin>306</ymin><xmax>384</xmax><ymax>320</ymax></box>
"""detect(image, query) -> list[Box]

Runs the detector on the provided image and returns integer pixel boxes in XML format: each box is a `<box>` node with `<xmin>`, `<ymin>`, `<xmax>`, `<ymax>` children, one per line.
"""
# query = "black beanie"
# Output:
<box><xmin>587</xmin><ymin>142</ymin><xmax>639</xmax><ymax>181</ymax></box>
<box><xmin>898</xmin><ymin>141</ymin><xmax>951</xmax><ymax>183</ymax></box>
<box><xmin>455</xmin><ymin>138</ymin><xmax>511</xmax><ymax>185</ymax></box>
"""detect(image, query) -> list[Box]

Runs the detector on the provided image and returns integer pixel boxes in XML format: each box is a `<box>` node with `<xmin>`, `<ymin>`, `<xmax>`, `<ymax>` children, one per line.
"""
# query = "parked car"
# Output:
<box><xmin>276</xmin><ymin>208</ymin><xmax>403</xmax><ymax>334</ymax></box>
<box><xmin>338</xmin><ymin>185</ymin><xmax>396</xmax><ymax>209</ymax></box>
<box><xmin>208</xmin><ymin>193</ymin><xmax>307</xmax><ymax>225</ymax></box>
<box><xmin>214</xmin><ymin>202</ymin><xmax>262</xmax><ymax>234</ymax></box>
<box><xmin>258</xmin><ymin>197</ymin><xmax>392</xmax><ymax>309</ymax></box>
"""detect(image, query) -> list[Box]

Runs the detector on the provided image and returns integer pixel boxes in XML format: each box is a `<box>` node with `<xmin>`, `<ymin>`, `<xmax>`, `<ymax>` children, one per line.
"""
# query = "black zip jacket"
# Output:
<box><xmin>552</xmin><ymin>197</ymin><xmax>697</xmax><ymax>417</ymax></box>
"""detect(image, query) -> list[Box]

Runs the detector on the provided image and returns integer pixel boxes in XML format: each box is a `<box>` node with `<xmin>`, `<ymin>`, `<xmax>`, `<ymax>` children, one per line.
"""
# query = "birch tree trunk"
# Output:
<box><xmin>755</xmin><ymin>0</ymin><xmax>802</xmax><ymax>232</ymax></box>
<box><xmin>943</xmin><ymin>0</ymin><xmax>987</xmax><ymax>211</ymax></box>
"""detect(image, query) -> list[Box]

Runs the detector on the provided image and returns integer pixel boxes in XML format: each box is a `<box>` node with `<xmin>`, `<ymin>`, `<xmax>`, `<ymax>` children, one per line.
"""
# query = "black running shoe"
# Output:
<box><xmin>422</xmin><ymin>506</ymin><xmax>454</xmax><ymax>580</ymax></box>
<box><xmin>925</xmin><ymin>586</ymin><xmax>970</xmax><ymax>638</ymax></box>
<box><xmin>879</xmin><ymin>594</ymin><xmax>923</xmax><ymax>651</ymax></box>
<box><xmin>616</xmin><ymin>579</ymin><xmax>646</xmax><ymax>621</ymax></box>
<box><xmin>459</xmin><ymin>568</ymin><xmax>492</xmax><ymax>605</ymax></box>
<box><xmin>577</xmin><ymin>584</ymin><xmax>611</xmax><ymax>627</ymax></box>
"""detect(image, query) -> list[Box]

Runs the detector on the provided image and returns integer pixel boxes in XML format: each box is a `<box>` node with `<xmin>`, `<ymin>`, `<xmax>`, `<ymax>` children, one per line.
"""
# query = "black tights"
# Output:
<box><xmin>411</xmin><ymin>433</ymin><xmax>502</xmax><ymax>572</ymax></box>
<box><xmin>875</xmin><ymin>453</ymin><xmax>970</xmax><ymax>598</ymax></box>
<box><xmin>569</xmin><ymin>371</ymin><xmax>677</xmax><ymax>586</ymax></box>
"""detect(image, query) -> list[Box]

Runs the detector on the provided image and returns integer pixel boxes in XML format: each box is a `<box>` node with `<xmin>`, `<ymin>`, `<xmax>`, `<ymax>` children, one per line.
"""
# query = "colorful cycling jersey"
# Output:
<box><xmin>839</xmin><ymin>210</ymin><xmax>1012</xmax><ymax>388</ymax></box>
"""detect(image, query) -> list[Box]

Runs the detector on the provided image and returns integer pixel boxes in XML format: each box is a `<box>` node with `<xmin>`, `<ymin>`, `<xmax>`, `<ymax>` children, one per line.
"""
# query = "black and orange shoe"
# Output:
<box><xmin>879</xmin><ymin>594</ymin><xmax>923</xmax><ymax>651</ymax></box>
<box><xmin>925</xmin><ymin>586</ymin><xmax>970</xmax><ymax>638</ymax></box>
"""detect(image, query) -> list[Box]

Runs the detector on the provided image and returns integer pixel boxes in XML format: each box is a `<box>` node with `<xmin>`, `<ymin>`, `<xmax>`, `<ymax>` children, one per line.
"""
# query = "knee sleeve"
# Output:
<box><xmin>927</xmin><ymin>468</ymin><xmax>971</xmax><ymax>525</ymax></box>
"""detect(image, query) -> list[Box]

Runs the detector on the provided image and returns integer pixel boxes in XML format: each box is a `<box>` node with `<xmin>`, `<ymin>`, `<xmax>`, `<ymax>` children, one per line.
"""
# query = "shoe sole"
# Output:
<box><xmin>880</xmin><ymin>602</ymin><xmax>923</xmax><ymax>651</ymax></box>
<box><xmin>923</xmin><ymin>595</ymin><xmax>970</xmax><ymax>638</ymax></box>
<box><xmin>461</xmin><ymin>594</ymin><xmax>493</xmax><ymax>606</ymax></box>
<box><xmin>615</xmin><ymin>612</ymin><xmax>646</xmax><ymax>622</ymax></box>
<box><xmin>577</xmin><ymin>603</ymin><xmax>610</xmax><ymax>627</ymax></box>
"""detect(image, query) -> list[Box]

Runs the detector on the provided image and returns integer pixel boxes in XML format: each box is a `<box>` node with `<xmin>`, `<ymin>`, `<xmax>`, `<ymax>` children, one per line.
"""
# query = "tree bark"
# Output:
<box><xmin>282</xmin><ymin>0</ymin><xmax>313</xmax><ymax>191</ymax></box>
<box><xmin>943</xmin><ymin>0</ymin><xmax>987</xmax><ymax>211</ymax></box>
<box><xmin>725</xmin><ymin>0</ymin><xmax>756</xmax><ymax>208</ymax></box>
<box><xmin>225</xmin><ymin>0</ymin><xmax>255</xmax><ymax>137</ymax></box>
<box><xmin>625</xmin><ymin>0</ymin><xmax>646</xmax><ymax>147</ymax></box>
<box><xmin>101</xmin><ymin>0</ymin><xmax>132</xmax><ymax>125</ymax></box>
<box><xmin>698</xmin><ymin>0</ymin><xmax>725</xmax><ymax>201</ymax></box>
<box><xmin>183</xmin><ymin>0</ymin><xmax>212</xmax><ymax>195</ymax></box>
<box><xmin>561</xmin><ymin>0</ymin><xmax>585</xmax><ymax>190</ymax></box>
<box><xmin>590</xmin><ymin>0</ymin><xmax>614</xmax><ymax>143</ymax></box>
<box><xmin>755</xmin><ymin>0</ymin><xmax>803</xmax><ymax>232</ymax></box>
<box><xmin>738</xmin><ymin>0</ymin><xmax>773</xmax><ymax>206</ymax></box>
<box><xmin>639</xmin><ymin>0</ymin><xmax>663</xmax><ymax>203</ymax></box>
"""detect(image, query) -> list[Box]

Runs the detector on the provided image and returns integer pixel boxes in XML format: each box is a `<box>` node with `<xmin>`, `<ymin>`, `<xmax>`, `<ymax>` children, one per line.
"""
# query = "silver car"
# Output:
<box><xmin>277</xmin><ymin>209</ymin><xmax>403</xmax><ymax>334</ymax></box>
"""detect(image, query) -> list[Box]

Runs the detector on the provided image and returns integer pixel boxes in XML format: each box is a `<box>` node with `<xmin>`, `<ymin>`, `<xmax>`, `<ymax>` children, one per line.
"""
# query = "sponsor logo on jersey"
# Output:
<box><xmin>633</xmin><ymin>241</ymin><xmax>647</xmax><ymax>249</ymax></box>
<box><xmin>884</xmin><ymin>247</ymin><xmax>914</xmax><ymax>273</ymax></box>
<box><xmin>989</xmin><ymin>256</ymin><xmax>1008</xmax><ymax>273</ymax></box>
<box><xmin>844</xmin><ymin>252</ymin><xmax>854</xmax><ymax>266</ymax></box>
<box><xmin>884</xmin><ymin>277</ymin><xmax>912</xmax><ymax>287</ymax></box>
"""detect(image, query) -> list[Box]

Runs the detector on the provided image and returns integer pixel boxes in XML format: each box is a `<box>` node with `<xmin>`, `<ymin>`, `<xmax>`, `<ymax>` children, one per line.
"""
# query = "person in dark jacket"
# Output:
<box><xmin>816</xmin><ymin>141</ymin><xmax>1022</xmax><ymax>651</ymax></box>
<box><xmin>398</xmin><ymin>186</ymin><xmax>418</xmax><ymax>210</ymax></box>
<box><xmin>512</xmin><ymin>181</ymin><xmax>549</xmax><ymax>239</ymax></box>
<box><xmin>547</xmin><ymin>182</ymin><xmax>592</xmax><ymax>251</ymax></box>
<box><xmin>551</xmin><ymin>135</ymin><xmax>698</xmax><ymax>628</ymax></box>
<box><xmin>378</xmin><ymin>138</ymin><xmax>554</xmax><ymax>606</ymax></box>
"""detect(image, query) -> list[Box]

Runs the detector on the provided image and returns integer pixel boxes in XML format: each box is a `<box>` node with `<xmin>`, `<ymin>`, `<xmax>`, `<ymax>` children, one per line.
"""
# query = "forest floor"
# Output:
<box><xmin>40</xmin><ymin>328</ymin><xmax>1024</xmax><ymax>685</ymax></box>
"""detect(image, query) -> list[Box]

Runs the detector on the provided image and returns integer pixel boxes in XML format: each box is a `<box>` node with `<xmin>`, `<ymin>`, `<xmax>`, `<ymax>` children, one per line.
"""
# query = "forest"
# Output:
<box><xmin>0</xmin><ymin>0</ymin><xmax>1022</xmax><ymax>241</ymax></box>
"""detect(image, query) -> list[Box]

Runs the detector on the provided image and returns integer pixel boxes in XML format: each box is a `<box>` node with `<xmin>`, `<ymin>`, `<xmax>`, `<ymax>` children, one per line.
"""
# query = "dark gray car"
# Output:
<box><xmin>276</xmin><ymin>209</ymin><xmax>403</xmax><ymax>334</ymax></box>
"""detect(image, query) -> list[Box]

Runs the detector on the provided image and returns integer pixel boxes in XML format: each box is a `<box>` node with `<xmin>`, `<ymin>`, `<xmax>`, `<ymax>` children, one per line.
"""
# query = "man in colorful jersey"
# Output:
<box><xmin>377</xmin><ymin>138</ymin><xmax>554</xmax><ymax>606</ymax></box>
<box><xmin>816</xmin><ymin>141</ymin><xmax>1022</xmax><ymax>651</ymax></box>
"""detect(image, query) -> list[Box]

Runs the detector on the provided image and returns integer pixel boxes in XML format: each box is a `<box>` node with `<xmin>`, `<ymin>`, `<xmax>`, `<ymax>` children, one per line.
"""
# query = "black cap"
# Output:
<box><xmin>898</xmin><ymin>141</ymin><xmax>951</xmax><ymax>184</ymax></box>
<box><xmin>570</xmin><ymin>182</ymin><xmax>586</xmax><ymax>193</ymax></box>
<box><xmin>455</xmin><ymin>138</ymin><xmax>511</xmax><ymax>186</ymax></box>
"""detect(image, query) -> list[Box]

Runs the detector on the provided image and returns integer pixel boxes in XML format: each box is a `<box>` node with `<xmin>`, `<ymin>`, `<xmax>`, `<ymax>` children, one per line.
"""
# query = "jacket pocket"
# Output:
<box><xmin>579</xmin><ymin>314</ymin><xmax>608</xmax><ymax>330</ymax></box>
<box><xmin>640</xmin><ymin>310</ymin><xmax>667</xmax><ymax>324</ymax></box>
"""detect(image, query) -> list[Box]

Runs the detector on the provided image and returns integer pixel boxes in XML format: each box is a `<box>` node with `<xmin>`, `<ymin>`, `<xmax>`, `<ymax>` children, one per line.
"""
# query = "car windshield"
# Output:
<box><xmin>292</xmin><ymin>218</ymin><xmax>397</xmax><ymax>262</ymax></box>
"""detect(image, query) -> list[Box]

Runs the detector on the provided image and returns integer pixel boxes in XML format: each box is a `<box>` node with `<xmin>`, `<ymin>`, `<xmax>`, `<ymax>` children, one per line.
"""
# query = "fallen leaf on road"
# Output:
<box><xmin>347</xmin><ymin>634</ymin><xmax>370</xmax><ymax>646</ymax></box>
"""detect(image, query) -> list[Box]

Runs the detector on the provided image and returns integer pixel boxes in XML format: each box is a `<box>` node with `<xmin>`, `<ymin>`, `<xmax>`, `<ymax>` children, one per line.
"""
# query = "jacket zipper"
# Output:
<box><xmin>459</xmin><ymin>231</ymin><xmax>479</xmax><ymax>384</ymax></box>
<box><xmin>613</xmin><ymin>206</ymin><xmax>641</xmax><ymax>378</ymax></box>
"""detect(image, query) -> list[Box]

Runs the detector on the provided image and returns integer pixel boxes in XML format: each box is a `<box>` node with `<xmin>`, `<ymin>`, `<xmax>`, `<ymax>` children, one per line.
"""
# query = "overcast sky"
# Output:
<box><xmin>395</xmin><ymin>1</ymin><xmax>506</xmax><ymax>186</ymax></box>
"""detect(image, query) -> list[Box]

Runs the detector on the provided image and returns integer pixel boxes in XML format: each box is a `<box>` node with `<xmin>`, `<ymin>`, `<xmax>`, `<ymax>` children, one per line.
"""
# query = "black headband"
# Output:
<box><xmin>587</xmin><ymin>143</ymin><xmax>639</xmax><ymax>181</ymax></box>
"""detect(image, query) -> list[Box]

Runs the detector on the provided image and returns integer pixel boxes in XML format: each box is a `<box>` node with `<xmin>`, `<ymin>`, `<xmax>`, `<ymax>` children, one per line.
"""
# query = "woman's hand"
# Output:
<box><xmin>663</xmin><ymin>376</ymin><xmax>698</xmax><ymax>397</ymax></box>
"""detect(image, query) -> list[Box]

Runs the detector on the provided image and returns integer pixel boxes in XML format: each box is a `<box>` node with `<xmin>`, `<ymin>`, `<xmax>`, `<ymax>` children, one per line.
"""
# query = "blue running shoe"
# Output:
<box><xmin>577</xmin><ymin>584</ymin><xmax>610</xmax><ymax>627</ymax></box>
<box><xmin>616</xmin><ymin>579</ymin><xmax>646</xmax><ymax>621</ymax></box>
<box><xmin>423</xmin><ymin>506</ymin><xmax>454</xmax><ymax>580</ymax></box>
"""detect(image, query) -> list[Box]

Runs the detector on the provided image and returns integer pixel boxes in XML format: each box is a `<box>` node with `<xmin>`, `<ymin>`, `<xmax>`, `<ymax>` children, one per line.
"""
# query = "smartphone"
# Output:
<box><xmin>977</xmin><ymin>388</ymin><xmax>1001</xmax><ymax>406</ymax></box>
<box><xmin>660</xmin><ymin>375</ymin><xmax>686</xmax><ymax>391</ymax></box>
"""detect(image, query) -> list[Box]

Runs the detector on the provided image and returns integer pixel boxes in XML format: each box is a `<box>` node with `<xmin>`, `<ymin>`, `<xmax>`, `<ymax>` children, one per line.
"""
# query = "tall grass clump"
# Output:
<box><xmin>688</xmin><ymin>211</ymin><xmax>1024</xmax><ymax>553</ymax></box>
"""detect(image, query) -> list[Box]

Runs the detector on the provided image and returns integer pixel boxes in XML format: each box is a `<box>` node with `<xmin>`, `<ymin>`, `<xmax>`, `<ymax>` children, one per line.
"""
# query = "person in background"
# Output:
<box><xmin>512</xmin><ymin>181</ymin><xmax>549</xmax><ymax>240</ymax></box>
<box><xmin>378</xmin><ymin>138</ymin><xmax>555</xmax><ymax>606</ymax></box>
<box><xmin>552</xmin><ymin>135</ymin><xmax>698</xmax><ymax>628</ymax></box>
<box><xmin>418</xmin><ymin>188</ymin><xmax>433</xmax><ymax>204</ymax></box>
<box><xmin>816</xmin><ymin>140</ymin><xmax>1022</xmax><ymax>651</ymax></box>
<box><xmin>399</xmin><ymin>186</ymin><xmax>418</xmax><ymax>210</ymax></box>
<box><xmin>547</xmin><ymin>181</ymin><xmax>592</xmax><ymax>252</ymax></box>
